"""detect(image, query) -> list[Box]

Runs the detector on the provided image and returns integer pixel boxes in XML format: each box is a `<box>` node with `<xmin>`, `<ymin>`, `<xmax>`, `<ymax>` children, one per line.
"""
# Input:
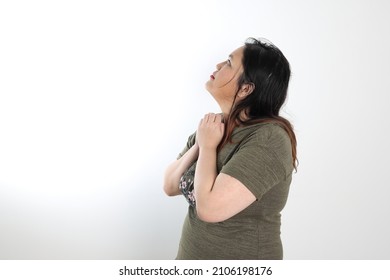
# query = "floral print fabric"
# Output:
<box><xmin>179</xmin><ymin>162</ymin><xmax>196</xmax><ymax>207</ymax></box>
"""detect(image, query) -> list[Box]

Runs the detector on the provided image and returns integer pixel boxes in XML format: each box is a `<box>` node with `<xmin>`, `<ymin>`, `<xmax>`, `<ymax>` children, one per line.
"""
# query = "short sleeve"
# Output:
<box><xmin>177</xmin><ymin>132</ymin><xmax>197</xmax><ymax>159</ymax></box>
<box><xmin>220</xmin><ymin>125</ymin><xmax>292</xmax><ymax>199</ymax></box>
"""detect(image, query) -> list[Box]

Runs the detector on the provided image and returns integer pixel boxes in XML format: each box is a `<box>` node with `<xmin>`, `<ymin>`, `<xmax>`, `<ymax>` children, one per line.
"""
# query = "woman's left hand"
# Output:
<box><xmin>196</xmin><ymin>113</ymin><xmax>225</xmax><ymax>150</ymax></box>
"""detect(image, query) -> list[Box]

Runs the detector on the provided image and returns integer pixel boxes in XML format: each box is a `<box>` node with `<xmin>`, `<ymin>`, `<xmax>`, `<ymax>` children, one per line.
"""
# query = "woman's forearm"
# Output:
<box><xmin>193</xmin><ymin>147</ymin><xmax>218</xmax><ymax>215</ymax></box>
<box><xmin>163</xmin><ymin>144</ymin><xmax>199</xmax><ymax>196</ymax></box>
<box><xmin>193</xmin><ymin>113</ymin><xmax>224</xmax><ymax>218</ymax></box>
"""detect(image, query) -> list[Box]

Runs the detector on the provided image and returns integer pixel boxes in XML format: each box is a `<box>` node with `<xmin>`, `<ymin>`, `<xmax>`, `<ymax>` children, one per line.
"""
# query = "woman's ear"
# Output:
<box><xmin>237</xmin><ymin>83</ymin><xmax>255</xmax><ymax>98</ymax></box>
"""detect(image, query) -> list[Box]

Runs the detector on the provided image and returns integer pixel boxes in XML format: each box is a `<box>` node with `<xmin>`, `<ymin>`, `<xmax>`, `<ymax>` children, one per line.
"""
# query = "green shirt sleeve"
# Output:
<box><xmin>177</xmin><ymin>132</ymin><xmax>196</xmax><ymax>159</ymax></box>
<box><xmin>220</xmin><ymin>125</ymin><xmax>292</xmax><ymax>199</ymax></box>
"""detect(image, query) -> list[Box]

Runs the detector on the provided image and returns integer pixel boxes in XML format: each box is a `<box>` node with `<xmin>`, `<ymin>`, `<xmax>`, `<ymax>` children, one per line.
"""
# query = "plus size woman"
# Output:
<box><xmin>163</xmin><ymin>38</ymin><xmax>297</xmax><ymax>260</ymax></box>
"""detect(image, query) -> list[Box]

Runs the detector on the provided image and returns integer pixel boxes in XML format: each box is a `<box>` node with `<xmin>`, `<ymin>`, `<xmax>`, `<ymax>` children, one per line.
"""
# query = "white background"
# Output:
<box><xmin>0</xmin><ymin>0</ymin><xmax>389</xmax><ymax>259</ymax></box>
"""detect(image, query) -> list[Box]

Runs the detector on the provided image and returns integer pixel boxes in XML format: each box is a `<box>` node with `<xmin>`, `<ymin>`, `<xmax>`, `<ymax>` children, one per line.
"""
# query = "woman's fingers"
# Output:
<box><xmin>215</xmin><ymin>113</ymin><xmax>222</xmax><ymax>123</ymax></box>
<box><xmin>202</xmin><ymin>113</ymin><xmax>222</xmax><ymax>123</ymax></box>
<box><xmin>197</xmin><ymin>113</ymin><xmax>225</xmax><ymax>149</ymax></box>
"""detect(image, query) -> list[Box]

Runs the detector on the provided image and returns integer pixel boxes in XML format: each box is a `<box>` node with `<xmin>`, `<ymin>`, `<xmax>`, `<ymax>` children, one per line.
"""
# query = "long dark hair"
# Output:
<box><xmin>218</xmin><ymin>38</ymin><xmax>298</xmax><ymax>170</ymax></box>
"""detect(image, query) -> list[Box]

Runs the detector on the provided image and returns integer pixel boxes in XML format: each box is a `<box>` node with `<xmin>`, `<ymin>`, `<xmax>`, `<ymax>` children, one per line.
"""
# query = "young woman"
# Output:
<box><xmin>163</xmin><ymin>38</ymin><xmax>297</xmax><ymax>260</ymax></box>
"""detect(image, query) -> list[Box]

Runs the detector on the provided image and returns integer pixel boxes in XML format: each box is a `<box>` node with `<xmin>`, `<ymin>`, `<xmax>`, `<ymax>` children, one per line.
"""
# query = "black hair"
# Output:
<box><xmin>219</xmin><ymin>38</ymin><xmax>297</xmax><ymax>170</ymax></box>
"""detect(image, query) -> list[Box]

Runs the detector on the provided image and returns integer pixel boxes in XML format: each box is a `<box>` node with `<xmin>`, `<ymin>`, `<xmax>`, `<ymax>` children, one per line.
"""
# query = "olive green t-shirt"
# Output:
<box><xmin>176</xmin><ymin>123</ymin><xmax>293</xmax><ymax>260</ymax></box>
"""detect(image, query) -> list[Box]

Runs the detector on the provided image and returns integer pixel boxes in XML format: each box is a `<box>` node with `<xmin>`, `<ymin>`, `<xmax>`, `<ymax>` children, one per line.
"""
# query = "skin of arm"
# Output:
<box><xmin>195</xmin><ymin>113</ymin><xmax>256</xmax><ymax>223</ymax></box>
<box><xmin>163</xmin><ymin>143</ymin><xmax>199</xmax><ymax>196</ymax></box>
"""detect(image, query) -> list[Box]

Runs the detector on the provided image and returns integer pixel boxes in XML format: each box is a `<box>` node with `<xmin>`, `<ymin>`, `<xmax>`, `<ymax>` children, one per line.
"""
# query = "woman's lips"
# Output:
<box><xmin>210</xmin><ymin>74</ymin><xmax>215</xmax><ymax>80</ymax></box>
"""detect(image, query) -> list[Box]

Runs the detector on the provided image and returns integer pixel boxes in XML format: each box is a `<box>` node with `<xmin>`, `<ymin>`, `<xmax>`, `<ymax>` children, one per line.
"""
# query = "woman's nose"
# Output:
<box><xmin>216</xmin><ymin>61</ymin><xmax>225</xmax><ymax>70</ymax></box>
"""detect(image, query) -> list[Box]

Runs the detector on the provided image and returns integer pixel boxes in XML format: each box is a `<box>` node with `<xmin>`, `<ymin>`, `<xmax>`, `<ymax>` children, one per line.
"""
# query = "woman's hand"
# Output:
<box><xmin>196</xmin><ymin>113</ymin><xmax>225</xmax><ymax>150</ymax></box>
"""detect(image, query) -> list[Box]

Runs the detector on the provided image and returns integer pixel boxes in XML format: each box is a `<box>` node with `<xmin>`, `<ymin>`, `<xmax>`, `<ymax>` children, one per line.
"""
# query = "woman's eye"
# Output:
<box><xmin>226</xmin><ymin>59</ymin><xmax>231</xmax><ymax>65</ymax></box>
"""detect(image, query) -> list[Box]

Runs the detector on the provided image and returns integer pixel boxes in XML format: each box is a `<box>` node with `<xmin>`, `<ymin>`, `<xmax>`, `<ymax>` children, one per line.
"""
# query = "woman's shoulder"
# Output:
<box><xmin>230</xmin><ymin>122</ymin><xmax>293</xmax><ymax>177</ymax></box>
<box><xmin>254</xmin><ymin>123</ymin><xmax>293</xmax><ymax>172</ymax></box>
<box><xmin>256</xmin><ymin>123</ymin><xmax>289</xmax><ymax>143</ymax></box>
<box><xmin>246</xmin><ymin>122</ymin><xmax>292</xmax><ymax>164</ymax></box>
<box><xmin>239</xmin><ymin>122</ymin><xmax>290</xmax><ymax>146</ymax></box>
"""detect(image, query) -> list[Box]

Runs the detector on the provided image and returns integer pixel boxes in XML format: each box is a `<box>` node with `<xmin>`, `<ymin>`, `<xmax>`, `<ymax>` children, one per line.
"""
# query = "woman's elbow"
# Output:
<box><xmin>163</xmin><ymin>180</ymin><xmax>181</xmax><ymax>196</ymax></box>
<box><xmin>163</xmin><ymin>186</ymin><xmax>176</xmax><ymax>196</ymax></box>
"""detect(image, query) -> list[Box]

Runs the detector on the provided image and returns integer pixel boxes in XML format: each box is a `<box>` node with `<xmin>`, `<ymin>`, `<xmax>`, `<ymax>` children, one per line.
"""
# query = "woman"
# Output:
<box><xmin>163</xmin><ymin>38</ymin><xmax>297</xmax><ymax>260</ymax></box>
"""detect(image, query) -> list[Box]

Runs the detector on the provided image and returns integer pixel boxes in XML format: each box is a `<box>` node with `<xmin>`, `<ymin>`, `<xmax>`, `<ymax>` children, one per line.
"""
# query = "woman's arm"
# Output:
<box><xmin>194</xmin><ymin>113</ymin><xmax>256</xmax><ymax>222</ymax></box>
<box><xmin>163</xmin><ymin>143</ymin><xmax>199</xmax><ymax>196</ymax></box>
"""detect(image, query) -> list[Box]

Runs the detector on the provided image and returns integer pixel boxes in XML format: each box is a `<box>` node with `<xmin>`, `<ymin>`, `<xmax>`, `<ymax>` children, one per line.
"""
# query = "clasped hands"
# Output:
<box><xmin>196</xmin><ymin>113</ymin><xmax>225</xmax><ymax>150</ymax></box>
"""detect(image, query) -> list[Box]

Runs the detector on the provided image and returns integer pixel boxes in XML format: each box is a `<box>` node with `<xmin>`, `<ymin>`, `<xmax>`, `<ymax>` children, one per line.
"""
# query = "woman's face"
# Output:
<box><xmin>205</xmin><ymin>46</ymin><xmax>245</xmax><ymax>110</ymax></box>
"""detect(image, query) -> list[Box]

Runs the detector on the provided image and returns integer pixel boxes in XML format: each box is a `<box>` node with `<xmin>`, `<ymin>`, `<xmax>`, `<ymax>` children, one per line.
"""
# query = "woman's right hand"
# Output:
<box><xmin>196</xmin><ymin>113</ymin><xmax>224</xmax><ymax>151</ymax></box>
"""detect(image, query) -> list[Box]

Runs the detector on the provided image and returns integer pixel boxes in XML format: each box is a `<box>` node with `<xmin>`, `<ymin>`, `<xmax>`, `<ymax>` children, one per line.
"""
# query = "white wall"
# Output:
<box><xmin>0</xmin><ymin>0</ymin><xmax>389</xmax><ymax>259</ymax></box>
